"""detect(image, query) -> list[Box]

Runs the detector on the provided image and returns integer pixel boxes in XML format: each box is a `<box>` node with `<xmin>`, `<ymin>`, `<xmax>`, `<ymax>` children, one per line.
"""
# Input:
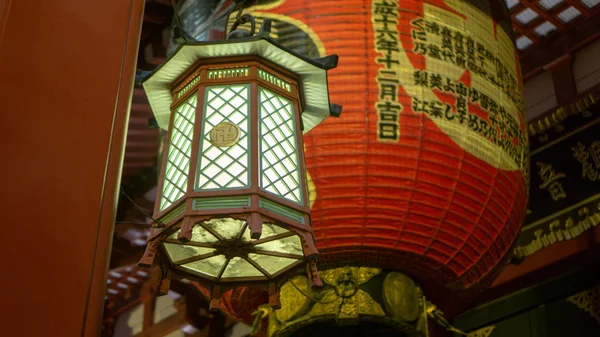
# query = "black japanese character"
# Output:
<box><xmin>441</xmin><ymin>27</ymin><xmax>452</xmax><ymax>37</ymax></box>
<box><xmin>442</xmin><ymin>36</ymin><xmax>453</xmax><ymax>51</ymax></box>
<box><xmin>377</xmin><ymin>101</ymin><xmax>403</xmax><ymax>114</ymax></box>
<box><xmin>443</xmin><ymin>78</ymin><xmax>455</xmax><ymax>93</ymax></box>
<box><xmin>412</xmin><ymin>30</ymin><xmax>427</xmax><ymax>42</ymax></box>
<box><xmin>376</xmin><ymin>28</ymin><xmax>398</xmax><ymax>42</ymax></box>
<box><xmin>412</xmin><ymin>97</ymin><xmax>430</xmax><ymax>114</ymax></box>
<box><xmin>445</xmin><ymin>104</ymin><xmax>455</xmax><ymax>121</ymax></box>
<box><xmin>430</xmin><ymin>101</ymin><xmax>443</xmax><ymax>118</ymax></box>
<box><xmin>480</xmin><ymin>119</ymin><xmax>492</xmax><ymax>139</ymax></box>
<box><xmin>453</xmin><ymin>31</ymin><xmax>464</xmax><ymax>43</ymax></box>
<box><xmin>468</xmin><ymin>114</ymin><xmax>480</xmax><ymax>132</ymax></box>
<box><xmin>375</xmin><ymin>15</ymin><xmax>398</xmax><ymax>28</ymax></box>
<box><xmin>414</xmin><ymin>43</ymin><xmax>428</xmax><ymax>55</ymax></box>
<box><xmin>480</xmin><ymin>94</ymin><xmax>490</xmax><ymax>110</ymax></box>
<box><xmin>456</xmin><ymin>82</ymin><xmax>468</xmax><ymax>96</ymax></box>
<box><xmin>425</xmin><ymin>21</ymin><xmax>440</xmax><ymax>35</ymax></box>
<box><xmin>469</xmin><ymin>88</ymin><xmax>480</xmax><ymax>103</ymax></box>
<box><xmin>414</xmin><ymin>70</ymin><xmax>429</xmax><ymax>87</ymax></box>
<box><xmin>428</xmin><ymin>44</ymin><xmax>441</xmax><ymax>59</ymax></box>
<box><xmin>411</xmin><ymin>18</ymin><xmax>425</xmax><ymax>29</ymax></box>
<box><xmin>377</xmin><ymin>37</ymin><xmax>400</xmax><ymax>54</ymax></box>
<box><xmin>374</xmin><ymin>1</ymin><xmax>398</xmax><ymax>16</ymax></box>
<box><xmin>442</xmin><ymin>50</ymin><xmax>455</xmax><ymax>64</ymax></box>
<box><xmin>466</xmin><ymin>37</ymin><xmax>475</xmax><ymax>55</ymax></box>
<box><xmin>378</xmin><ymin>78</ymin><xmax>399</xmax><ymax>100</ymax></box>
<box><xmin>476</xmin><ymin>42</ymin><xmax>485</xmax><ymax>56</ymax></box>
<box><xmin>489</xmin><ymin>101</ymin><xmax>498</xmax><ymax>114</ymax></box>
<box><xmin>377</xmin><ymin>53</ymin><xmax>400</xmax><ymax>68</ymax></box>
<box><xmin>379</xmin><ymin>123</ymin><xmax>399</xmax><ymax>140</ymax></box>
<box><xmin>430</xmin><ymin>74</ymin><xmax>442</xmax><ymax>90</ymax></box>
<box><xmin>380</xmin><ymin>112</ymin><xmax>399</xmax><ymax>122</ymax></box>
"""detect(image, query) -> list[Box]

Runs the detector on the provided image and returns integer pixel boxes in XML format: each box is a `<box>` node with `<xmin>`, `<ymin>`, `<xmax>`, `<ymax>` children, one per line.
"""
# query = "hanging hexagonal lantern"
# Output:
<box><xmin>138</xmin><ymin>16</ymin><xmax>341</xmax><ymax>310</ymax></box>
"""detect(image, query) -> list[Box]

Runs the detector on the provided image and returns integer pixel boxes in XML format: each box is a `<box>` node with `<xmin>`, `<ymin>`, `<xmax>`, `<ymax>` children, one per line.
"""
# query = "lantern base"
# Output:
<box><xmin>267</xmin><ymin>266</ymin><xmax>429</xmax><ymax>337</ymax></box>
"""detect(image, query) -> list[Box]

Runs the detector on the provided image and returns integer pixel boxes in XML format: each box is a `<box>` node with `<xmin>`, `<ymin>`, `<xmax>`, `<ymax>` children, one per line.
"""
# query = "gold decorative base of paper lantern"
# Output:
<box><xmin>264</xmin><ymin>266</ymin><xmax>430</xmax><ymax>337</ymax></box>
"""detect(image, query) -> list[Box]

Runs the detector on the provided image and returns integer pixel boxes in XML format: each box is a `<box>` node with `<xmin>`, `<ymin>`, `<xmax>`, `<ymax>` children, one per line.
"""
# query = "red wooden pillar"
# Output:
<box><xmin>0</xmin><ymin>0</ymin><xmax>144</xmax><ymax>336</ymax></box>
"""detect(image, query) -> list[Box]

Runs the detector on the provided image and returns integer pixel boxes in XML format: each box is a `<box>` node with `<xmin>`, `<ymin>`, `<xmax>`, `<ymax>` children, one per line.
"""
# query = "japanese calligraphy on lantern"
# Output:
<box><xmin>372</xmin><ymin>0</ymin><xmax>527</xmax><ymax>173</ymax></box>
<box><xmin>373</xmin><ymin>0</ymin><xmax>402</xmax><ymax>141</ymax></box>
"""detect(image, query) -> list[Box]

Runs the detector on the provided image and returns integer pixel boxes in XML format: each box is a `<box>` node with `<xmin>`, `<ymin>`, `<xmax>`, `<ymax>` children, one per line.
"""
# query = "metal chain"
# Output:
<box><xmin>224</xmin><ymin>0</ymin><xmax>249</xmax><ymax>36</ymax></box>
<box><xmin>170</xmin><ymin>0</ymin><xmax>184</xmax><ymax>33</ymax></box>
<box><xmin>250</xmin><ymin>305</ymin><xmax>269</xmax><ymax>336</ymax></box>
<box><xmin>234</xmin><ymin>0</ymin><xmax>249</xmax><ymax>23</ymax></box>
<box><xmin>288</xmin><ymin>279</ymin><xmax>340</xmax><ymax>304</ymax></box>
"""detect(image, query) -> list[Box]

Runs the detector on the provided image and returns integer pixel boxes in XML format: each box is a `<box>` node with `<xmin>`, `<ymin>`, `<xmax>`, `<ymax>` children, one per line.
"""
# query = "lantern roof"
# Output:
<box><xmin>142</xmin><ymin>30</ymin><xmax>340</xmax><ymax>133</ymax></box>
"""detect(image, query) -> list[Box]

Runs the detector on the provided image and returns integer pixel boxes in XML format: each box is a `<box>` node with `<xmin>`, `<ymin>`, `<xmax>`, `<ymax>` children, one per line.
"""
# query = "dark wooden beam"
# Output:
<box><xmin>142</xmin><ymin>286</ymin><xmax>157</xmax><ymax>330</ymax></box>
<box><xmin>566</xmin><ymin>0</ymin><xmax>594</xmax><ymax>18</ymax></box>
<box><xmin>480</xmin><ymin>226</ymin><xmax>600</xmax><ymax>304</ymax></box>
<box><xmin>543</xmin><ymin>53</ymin><xmax>577</xmax><ymax>105</ymax></box>
<box><xmin>454</xmin><ymin>249</ymin><xmax>600</xmax><ymax>332</ymax></box>
<box><xmin>521</xmin><ymin>13</ymin><xmax>600</xmax><ymax>80</ymax></box>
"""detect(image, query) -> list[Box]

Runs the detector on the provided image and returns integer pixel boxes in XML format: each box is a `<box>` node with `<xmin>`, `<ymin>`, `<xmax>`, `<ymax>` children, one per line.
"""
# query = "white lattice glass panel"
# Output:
<box><xmin>259</xmin><ymin>87</ymin><xmax>302</xmax><ymax>204</ymax></box>
<box><xmin>159</xmin><ymin>94</ymin><xmax>197</xmax><ymax>211</ymax></box>
<box><xmin>196</xmin><ymin>85</ymin><xmax>250</xmax><ymax>190</ymax></box>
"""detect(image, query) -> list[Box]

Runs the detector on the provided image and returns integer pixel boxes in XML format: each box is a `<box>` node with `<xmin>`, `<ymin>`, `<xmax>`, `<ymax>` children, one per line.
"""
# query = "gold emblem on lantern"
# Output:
<box><xmin>209</xmin><ymin>122</ymin><xmax>240</xmax><ymax>147</ymax></box>
<box><xmin>309</xmin><ymin>267</ymin><xmax>384</xmax><ymax>323</ymax></box>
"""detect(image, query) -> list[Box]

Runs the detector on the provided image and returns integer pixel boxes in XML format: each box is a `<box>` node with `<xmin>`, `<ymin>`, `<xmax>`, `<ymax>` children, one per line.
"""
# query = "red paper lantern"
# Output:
<box><xmin>242</xmin><ymin>0</ymin><xmax>528</xmax><ymax>291</ymax></box>
<box><xmin>183</xmin><ymin>0</ymin><xmax>528</xmax><ymax>331</ymax></box>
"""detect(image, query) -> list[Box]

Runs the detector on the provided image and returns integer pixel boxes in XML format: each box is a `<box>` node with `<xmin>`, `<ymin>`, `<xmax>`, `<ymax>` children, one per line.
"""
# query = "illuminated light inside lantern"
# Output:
<box><xmin>254</xmin><ymin>235</ymin><xmax>303</xmax><ymax>256</ymax></box>
<box><xmin>259</xmin><ymin>87</ymin><xmax>302</xmax><ymax>204</ymax></box>
<box><xmin>258</xmin><ymin>68</ymin><xmax>292</xmax><ymax>92</ymax></box>
<box><xmin>163</xmin><ymin>219</ymin><xmax>305</xmax><ymax>280</ymax></box>
<box><xmin>206</xmin><ymin>66</ymin><xmax>250</xmax><ymax>79</ymax></box>
<box><xmin>163</xmin><ymin>243</ymin><xmax>215</xmax><ymax>263</ymax></box>
<box><xmin>196</xmin><ymin>84</ymin><xmax>250</xmax><ymax>190</ymax></box>
<box><xmin>182</xmin><ymin>255</ymin><xmax>228</xmax><ymax>278</ymax></box>
<box><xmin>221</xmin><ymin>257</ymin><xmax>264</xmax><ymax>278</ymax></box>
<box><xmin>159</xmin><ymin>94</ymin><xmax>197</xmax><ymax>211</ymax></box>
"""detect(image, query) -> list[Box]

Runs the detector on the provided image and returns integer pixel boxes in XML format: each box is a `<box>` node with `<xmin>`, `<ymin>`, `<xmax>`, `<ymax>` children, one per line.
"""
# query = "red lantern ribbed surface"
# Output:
<box><xmin>252</xmin><ymin>0</ymin><xmax>528</xmax><ymax>290</ymax></box>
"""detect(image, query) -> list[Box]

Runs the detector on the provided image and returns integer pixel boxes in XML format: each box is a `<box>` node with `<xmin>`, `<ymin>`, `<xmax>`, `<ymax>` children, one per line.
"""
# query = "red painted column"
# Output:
<box><xmin>0</xmin><ymin>0</ymin><xmax>144</xmax><ymax>336</ymax></box>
